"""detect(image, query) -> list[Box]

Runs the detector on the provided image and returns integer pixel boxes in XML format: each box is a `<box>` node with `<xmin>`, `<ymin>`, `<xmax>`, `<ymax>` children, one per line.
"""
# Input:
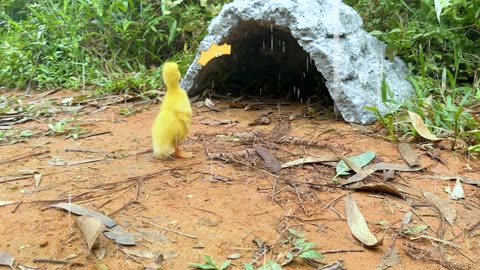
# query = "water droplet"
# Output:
<box><xmin>306</xmin><ymin>56</ymin><xmax>309</xmax><ymax>72</ymax></box>
<box><xmin>259</xmin><ymin>88</ymin><xmax>262</xmax><ymax>95</ymax></box>
<box><xmin>263</xmin><ymin>40</ymin><xmax>265</xmax><ymax>49</ymax></box>
<box><xmin>212</xmin><ymin>80</ymin><xmax>215</xmax><ymax>89</ymax></box>
<box><xmin>297</xmin><ymin>87</ymin><xmax>301</xmax><ymax>99</ymax></box>
<box><xmin>270</xmin><ymin>33</ymin><xmax>273</xmax><ymax>52</ymax></box>
<box><xmin>300</xmin><ymin>98</ymin><xmax>303</xmax><ymax>104</ymax></box>
<box><xmin>282</xmin><ymin>42</ymin><xmax>285</xmax><ymax>53</ymax></box>
<box><xmin>303</xmin><ymin>72</ymin><xmax>306</xmax><ymax>78</ymax></box>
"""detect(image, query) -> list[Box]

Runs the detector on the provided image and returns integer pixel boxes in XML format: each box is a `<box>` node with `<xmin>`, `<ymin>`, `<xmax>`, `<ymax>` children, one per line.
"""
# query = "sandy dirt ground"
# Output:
<box><xmin>1</xmin><ymin>90</ymin><xmax>479</xmax><ymax>270</ymax></box>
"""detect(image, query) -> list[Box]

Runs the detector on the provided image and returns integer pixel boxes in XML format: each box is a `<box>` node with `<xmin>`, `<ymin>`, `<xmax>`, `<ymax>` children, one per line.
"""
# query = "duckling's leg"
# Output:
<box><xmin>174</xmin><ymin>138</ymin><xmax>193</xmax><ymax>158</ymax></box>
<box><xmin>174</xmin><ymin>145</ymin><xmax>193</xmax><ymax>158</ymax></box>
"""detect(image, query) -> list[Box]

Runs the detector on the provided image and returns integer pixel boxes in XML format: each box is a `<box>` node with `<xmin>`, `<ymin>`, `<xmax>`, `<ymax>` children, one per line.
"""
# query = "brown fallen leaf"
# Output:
<box><xmin>347</xmin><ymin>182</ymin><xmax>405</xmax><ymax>199</ymax></box>
<box><xmin>420</xmin><ymin>174</ymin><xmax>480</xmax><ymax>186</ymax></box>
<box><xmin>423</xmin><ymin>192</ymin><xmax>457</xmax><ymax>225</ymax></box>
<box><xmin>341</xmin><ymin>163</ymin><xmax>424</xmax><ymax>186</ymax></box>
<box><xmin>344</xmin><ymin>194</ymin><xmax>382</xmax><ymax>247</ymax></box>
<box><xmin>398</xmin><ymin>143</ymin><xmax>419</xmax><ymax>167</ymax></box>
<box><xmin>51</xmin><ymin>203</ymin><xmax>116</xmax><ymax>227</ymax></box>
<box><xmin>248</xmin><ymin>116</ymin><xmax>270</xmax><ymax>126</ymax></box>
<box><xmin>408</xmin><ymin>111</ymin><xmax>441</xmax><ymax>141</ymax></box>
<box><xmin>76</xmin><ymin>216</ymin><xmax>105</xmax><ymax>251</ymax></box>
<box><xmin>253</xmin><ymin>145</ymin><xmax>282</xmax><ymax>173</ymax></box>
<box><xmin>375</xmin><ymin>246</ymin><xmax>400</xmax><ymax>270</ymax></box>
<box><xmin>281</xmin><ymin>155</ymin><xmax>339</xmax><ymax>169</ymax></box>
<box><xmin>204</xmin><ymin>98</ymin><xmax>220</xmax><ymax>112</ymax></box>
<box><xmin>426</xmin><ymin>148</ymin><xmax>447</xmax><ymax>164</ymax></box>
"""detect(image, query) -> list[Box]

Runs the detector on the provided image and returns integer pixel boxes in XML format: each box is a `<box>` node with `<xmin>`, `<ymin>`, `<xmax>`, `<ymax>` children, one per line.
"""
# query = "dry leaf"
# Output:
<box><xmin>398</xmin><ymin>143</ymin><xmax>419</xmax><ymax>167</ymax></box>
<box><xmin>76</xmin><ymin>216</ymin><xmax>105</xmax><ymax>251</ymax></box>
<box><xmin>93</xmin><ymin>247</ymin><xmax>106</xmax><ymax>260</ymax></box>
<box><xmin>449</xmin><ymin>178</ymin><xmax>465</xmax><ymax>200</ymax></box>
<box><xmin>401</xmin><ymin>211</ymin><xmax>413</xmax><ymax>228</ymax></box>
<box><xmin>317</xmin><ymin>261</ymin><xmax>345</xmax><ymax>270</ymax></box>
<box><xmin>347</xmin><ymin>183</ymin><xmax>405</xmax><ymax>199</ymax></box>
<box><xmin>421</xmin><ymin>174</ymin><xmax>480</xmax><ymax>186</ymax></box>
<box><xmin>408</xmin><ymin>111</ymin><xmax>441</xmax><ymax>141</ymax></box>
<box><xmin>253</xmin><ymin>145</ymin><xmax>282</xmax><ymax>173</ymax></box>
<box><xmin>282</xmin><ymin>155</ymin><xmax>338</xmax><ymax>168</ymax></box>
<box><xmin>51</xmin><ymin>203</ymin><xmax>116</xmax><ymax>228</ymax></box>
<box><xmin>204</xmin><ymin>98</ymin><xmax>220</xmax><ymax>111</ymax></box>
<box><xmin>423</xmin><ymin>192</ymin><xmax>457</xmax><ymax>225</ymax></box>
<box><xmin>104</xmin><ymin>225</ymin><xmax>136</xmax><ymax>246</ymax></box>
<box><xmin>344</xmin><ymin>194</ymin><xmax>382</xmax><ymax>247</ymax></box>
<box><xmin>121</xmin><ymin>248</ymin><xmax>161</xmax><ymax>259</ymax></box>
<box><xmin>34</xmin><ymin>173</ymin><xmax>42</xmax><ymax>189</ymax></box>
<box><xmin>248</xmin><ymin>116</ymin><xmax>270</xmax><ymax>126</ymax></box>
<box><xmin>375</xmin><ymin>246</ymin><xmax>400</xmax><ymax>270</ymax></box>
<box><xmin>0</xmin><ymin>251</ymin><xmax>14</xmax><ymax>268</ymax></box>
<box><xmin>342</xmin><ymin>163</ymin><xmax>424</xmax><ymax>185</ymax></box>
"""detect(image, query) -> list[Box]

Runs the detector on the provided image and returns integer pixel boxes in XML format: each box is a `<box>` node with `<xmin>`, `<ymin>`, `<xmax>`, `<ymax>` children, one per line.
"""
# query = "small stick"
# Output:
<box><xmin>11</xmin><ymin>201</ymin><xmax>23</xmax><ymax>213</ymax></box>
<box><xmin>77</xmin><ymin>131</ymin><xmax>111</xmax><ymax>139</ymax></box>
<box><xmin>33</xmin><ymin>258</ymin><xmax>84</xmax><ymax>266</ymax></box>
<box><xmin>138</xmin><ymin>218</ymin><xmax>197</xmax><ymax>239</ymax></box>
<box><xmin>0</xmin><ymin>149</ymin><xmax>49</xmax><ymax>165</ymax></box>
<box><xmin>64</xmin><ymin>147</ymin><xmax>109</xmax><ymax>156</ymax></box>
<box><xmin>190</xmin><ymin>207</ymin><xmax>223</xmax><ymax>221</ymax></box>
<box><xmin>320</xmin><ymin>249</ymin><xmax>364</xmax><ymax>254</ymax></box>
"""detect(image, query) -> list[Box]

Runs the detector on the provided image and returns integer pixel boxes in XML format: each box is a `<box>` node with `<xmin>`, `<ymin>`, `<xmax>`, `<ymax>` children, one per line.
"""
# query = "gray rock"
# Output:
<box><xmin>181</xmin><ymin>0</ymin><xmax>414</xmax><ymax>124</ymax></box>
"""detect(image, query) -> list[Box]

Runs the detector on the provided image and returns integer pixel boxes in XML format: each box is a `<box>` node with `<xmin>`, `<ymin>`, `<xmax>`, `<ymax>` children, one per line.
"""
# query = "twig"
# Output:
<box><xmin>11</xmin><ymin>201</ymin><xmax>23</xmax><ymax>213</ymax></box>
<box><xmin>77</xmin><ymin>131</ymin><xmax>111</xmax><ymax>139</ymax></box>
<box><xmin>411</xmin><ymin>235</ymin><xmax>461</xmax><ymax>248</ymax></box>
<box><xmin>321</xmin><ymin>192</ymin><xmax>351</xmax><ymax>210</ymax></box>
<box><xmin>138</xmin><ymin>218</ymin><xmax>197</xmax><ymax>239</ymax></box>
<box><xmin>190</xmin><ymin>207</ymin><xmax>224</xmax><ymax>221</ymax></box>
<box><xmin>320</xmin><ymin>249</ymin><xmax>364</xmax><ymax>254</ymax></box>
<box><xmin>33</xmin><ymin>258</ymin><xmax>84</xmax><ymax>266</ymax></box>
<box><xmin>0</xmin><ymin>149</ymin><xmax>49</xmax><ymax>165</ymax></box>
<box><xmin>64</xmin><ymin>147</ymin><xmax>109</xmax><ymax>156</ymax></box>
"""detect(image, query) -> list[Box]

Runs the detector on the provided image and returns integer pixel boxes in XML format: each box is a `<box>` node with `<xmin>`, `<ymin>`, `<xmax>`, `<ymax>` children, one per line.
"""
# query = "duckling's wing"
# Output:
<box><xmin>176</xmin><ymin>110</ymin><xmax>192</xmax><ymax>136</ymax></box>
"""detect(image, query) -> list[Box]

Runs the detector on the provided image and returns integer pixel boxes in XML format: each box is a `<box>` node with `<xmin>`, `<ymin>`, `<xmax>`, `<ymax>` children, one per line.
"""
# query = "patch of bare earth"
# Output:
<box><xmin>1</xmin><ymin>90</ymin><xmax>479</xmax><ymax>269</ymax></box>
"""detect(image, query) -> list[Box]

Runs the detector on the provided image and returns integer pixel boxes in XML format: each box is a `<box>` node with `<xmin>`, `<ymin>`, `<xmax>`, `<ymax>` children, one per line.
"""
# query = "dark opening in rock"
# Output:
<box><xmin>190</xmin><ymin>21</ymin><xmax>333</xmax><ymax>106</ymax></box>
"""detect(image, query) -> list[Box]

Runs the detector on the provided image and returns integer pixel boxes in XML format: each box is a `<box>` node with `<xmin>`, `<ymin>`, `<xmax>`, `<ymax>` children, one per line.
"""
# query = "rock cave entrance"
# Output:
<box><xmin>190</xmin><ymin>20</ymin><xmax>333</xmax><ymax>106</ymax></box>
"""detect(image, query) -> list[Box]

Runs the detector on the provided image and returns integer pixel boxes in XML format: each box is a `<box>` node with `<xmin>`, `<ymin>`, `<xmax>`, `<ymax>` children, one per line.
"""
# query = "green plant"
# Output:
<box><xmin>47</xmin><ymin>118</ymin><xmax>86</xmax><ymax>139</ymax></box>
<box><xmin>189</xmin><ymin>255</ymin><xmax>231</xmax><ymax>270</ymax></box>
<box><xmin>346</xmin><ymin>0</ymin><xmax>480</xmax><ymax>149</ymax></box>
<box><xmin>0</xmin><ymin>0</ymin><xmax>232</xmax><ymax>92</ymax></box>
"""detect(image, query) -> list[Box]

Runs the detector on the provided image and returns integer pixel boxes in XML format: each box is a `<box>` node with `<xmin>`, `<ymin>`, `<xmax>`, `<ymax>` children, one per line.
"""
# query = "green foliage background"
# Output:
<box><xmin>0</xmin><ymin>0</ymin><xmax>230</xmax><ymax>92</ymax></box>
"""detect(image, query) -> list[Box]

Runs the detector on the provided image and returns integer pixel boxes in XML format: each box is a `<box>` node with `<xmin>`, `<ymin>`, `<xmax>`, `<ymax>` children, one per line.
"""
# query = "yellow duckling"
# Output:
<box><xmin>152</xmin><ymin>62</ymin><xmax>192</xmax><ymax>159</ymax></box>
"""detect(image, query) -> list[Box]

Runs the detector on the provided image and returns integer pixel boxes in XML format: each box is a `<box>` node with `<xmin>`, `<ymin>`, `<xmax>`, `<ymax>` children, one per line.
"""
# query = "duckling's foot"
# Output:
<box><xmin>175</xmin><ymin>147</ymin><xmax>194</xmax><ymax>158</ymax></box>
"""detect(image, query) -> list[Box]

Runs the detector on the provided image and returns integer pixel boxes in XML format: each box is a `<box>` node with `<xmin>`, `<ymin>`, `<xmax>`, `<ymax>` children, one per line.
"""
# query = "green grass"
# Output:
<box><xmin>0</xmin><ymin>0</ymin><xmax>230</xmax><ymax>92</ymax></box>
<box><xmin>345</xmin><ymin>0</ymin><xmax>480</xmax><ymax>151</ymax></box>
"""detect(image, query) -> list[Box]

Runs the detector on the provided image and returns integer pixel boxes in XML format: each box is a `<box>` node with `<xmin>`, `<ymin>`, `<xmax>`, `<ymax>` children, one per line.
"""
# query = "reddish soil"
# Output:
<box><xmin>1</xmin><ymin>90</ymin><xmax>479</xmax><ymax>270</ymax></box>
